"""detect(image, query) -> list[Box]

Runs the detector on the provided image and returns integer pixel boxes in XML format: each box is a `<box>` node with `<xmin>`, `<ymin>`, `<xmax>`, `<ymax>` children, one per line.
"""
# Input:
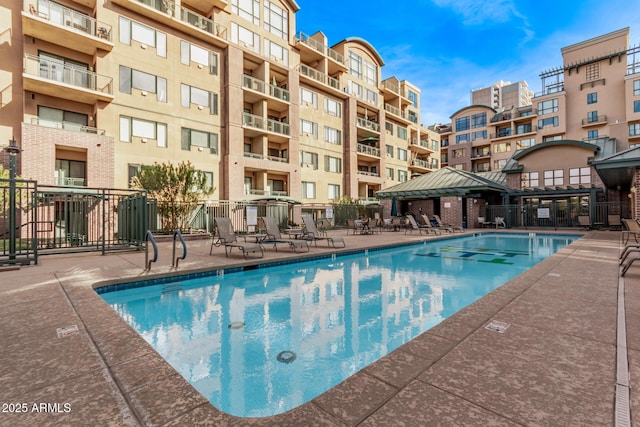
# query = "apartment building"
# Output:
<box><xmin>471</xmin><ymin>80</ymin><xmax>533</xmax><ymax>111</ymax></box>
<box><xmin>0</xmin><ymin>0</ymin><xmax>439</xmax><ymax>205</ymax></box>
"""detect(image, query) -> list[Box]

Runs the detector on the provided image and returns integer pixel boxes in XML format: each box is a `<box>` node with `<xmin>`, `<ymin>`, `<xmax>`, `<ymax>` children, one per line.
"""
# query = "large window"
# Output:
<box><xmin>521</xmin><ymin>171</ymin><xmax>539</xmax><ymax>188</ymax></box>
<box><xmin>398</xmin><ymin>170</ymin><xmax>408</xmax><ymax>182</ymax></box>
<box><xmin>493</xmin><ymin>142</ymin><xmax>511</xmax><ymax>153</ymax></box>
<box><xmin>397</xmin><ymin>148</ymin><xmax>407</xmax><ymax>161</ymax></box>
<box><xmin>232</xmin><ymin>0</ymin><xmax>259</xmax><ymax>24</ymax></box>
<box><xmin>264</xmin><ymin>1</ymin><xmax>288</xmax><ymax>40</ymax></box>
<box><xmin>569</xmin><ymin>167</ymin><xmax>590</xmax><ymax>185</ymax></box>
<box><xmin>324</xmin><ymin>126</ymin><xmax>341</xmax><ymax>145</ymax></box>
<box><xmin>456</xmin><ymin>133</ymin><xmax>470</xmax><ymax>144</ymax></box>
<box><xmin>300</xmin><ymin>151</ymin><xmax>318</xmax><ymax>169</ymax></box>
<box><xmin>324</xmin><ymin>156</ymin><xmax>342</xmax><ymax>173</ymax></box>
<box><xmin>180</xmin><ymin>41</ymin><xmax>217</xmax><ymax>74</ymax></box>
<box><xmin>544</xmin><ymin>169</ymin><xmax>564</xmax><ymax>186</ymax></box>
<box><xmin>397</xmin><ymin>126</ymin><xmax>407</xmax><ymax>140</ymax></box>
<box><xmin>408</xmin><ymin>90</ymin><xmax>418</xmax><ymax>108</ymax></box>
<box><xmin>302</xmin><ymin>181</ymin><xmax>316</xmax><ymax>199</ymax></box>
<box><xmin>231</xmin><ymin>23</ymin><xmax>260</xmax><ymax>53</ymax></box>
<box><xmin>538</xmin><ymin>117</ymin><xmax>559</xmax><ymax>129</ymax></box>
<box><xmin>327</xmin><ymin>184</ymin><xmax>340</xmax><ymax>200</ymax></box>
<box><xmin>300</xmin><ymin>120</ymin><xmax>318</xmax><ymax>138</ymax></box>
<box><xmin>516</xmin><ymin>124</ymin><xmax>532</xmax><ymax>134</ymax></box>
<box><xmin>300</xmin><ymin>88</ymin><xmax>318</xmax><ymax>108</ymax></box>
<box><xmin>494</xmin><ymin>159</ymin><xmax>506</xmax><ymax>170</ymax></box>
<box><xmin>120</xmin><ymin>116</ymin><xmax>167</xmax><ymax>147</ymax></box>
<box><xmin>324</xmin><ymin>98</ymin><xmax>341</xmax><ymax>117</ymax></box>
<box><xmin>38</xmin><ymin>106</ymin><xmax>88</xmax><ymax>131</ymax></box>
<box><xmin>119</xmin><ymin>66</ymin><xmax>166</xmax><ymax>102</ymax></box>
<box><xmin>537</xmin><ymin>98</ymin><xmax>558</xmax><ymax>115</ymax></box>
<box><xmin>264</xmin><ymin>39</ymin><xmax>289</xmax><ymax>65</ymax></box>
<box><xmin>181</xmin><ymin>128</ymin><xmax>219</xmax><ymax>154</ymax></box>
<box><xmin>455</xmin><ymin>116</ymin><xmax>470</xmax><ymax>131</ymax></box>
<box><xmin>349</xmin><ymin>52</ymin><xmax>362</xmax><ymax>79</ymax></box>
<box><xmin>119</xmin><ymin>17</ymin><xmax>166</xmax><ymax>57</ymax></box>
<box><xmin>363</xmin><ymin>61</ymin><xmax>377</xmax><ymax>86</ymax></box>
<box><xmin>587</xmin><ymin>111</ymin><xmax>599</xmax><ymax>123</ymax></box>
<box><xmin>516</xmin><ymin>138</ymin><xmax>535</xmax><ymax>149</ymax></box>
<box><xmin>471</xmin><ymin>112</ymin><xmax>486</xmax><ymax>128</ymax></box>
<box><xmin>181</xmin><ymin>84</ymin><xmax>218</xmax><ymax>114</ymax></box>
<box><xmin>630</xmin><ymin>123</ymin><xmax>640</xmax><ymax>136</ymax></box>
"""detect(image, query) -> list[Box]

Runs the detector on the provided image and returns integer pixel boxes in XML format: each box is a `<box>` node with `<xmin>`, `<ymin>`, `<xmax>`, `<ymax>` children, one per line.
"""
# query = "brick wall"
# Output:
<box><xmin>440</xmin><ymin>196</ymin><xmax>462</xmax><ymax>227</ymax></box>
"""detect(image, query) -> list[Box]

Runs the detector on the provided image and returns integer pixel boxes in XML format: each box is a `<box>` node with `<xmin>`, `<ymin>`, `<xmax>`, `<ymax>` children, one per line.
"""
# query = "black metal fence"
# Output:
<box><xmin>1</xmin><ymin>179</ymin><xmax>148</xmax><ymax>265</ymax></box>
<box><xmin>485</xmin><ymin>201</ymin><xmax>630</xmax><ymax>228</ymax></box>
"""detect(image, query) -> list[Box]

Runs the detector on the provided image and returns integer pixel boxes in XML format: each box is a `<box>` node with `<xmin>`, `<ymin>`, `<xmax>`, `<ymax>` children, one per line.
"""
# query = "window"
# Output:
<box><xmin>300</xmin><ymin>151</ymin><xmax>318</xmax><ymax>169</ymax></box>
<box><xmin>119</xmin><ymin>17</ymin><xmax>167</xmax><ymax>57</ymax></box>
<box><xmin>349</xmin><ymin>52</ymin><xmax>362</xmax><ymax>79</ymax></box>
<box><xmin>587</xmin><ymin>92</ymin><xmax>597</xmax><ymax>104</ymax></box>
<box><xmin>181</xmin><ymin>128</ymin><xmax>218</xmax><ymax>154</ymax></box>
<box><xmin>456</xmin><ymin>133</ymin><xmax>469</xmax><ymax>144</ymax></box>
<box><xmin>232</xmin><ymin>0</ymin><xmax>259</xmax><ymax>24</ymax></box>
<box><xmin>302</xmin><ymin>181</ymin><xmax>315</xmax><ymax>199</ymax></box>
<box><xmin>635</xmin><ymin>80</ymin><xmax>640</xmax><ymax>96</ymax></box>
<box><xmin>452</xmin><ymin>148</ymin><xmax>465</xmax><ymax>158</ymax></box>
<box><xmin>587</xmin><ymin>111</ymin><xmax>598</xmax><ymax>123</ymax></box>
<box><xmin>55</xmin><ymin>159</ymin><xmax>86</xmax><ymax>186</ymax></box>
<box><xmin>327</xmin><ymin>184</ymin><xmax>340</xmax><ymax>200</ymax></box>
<box><xmin>264</xmin><ymin>39</ymin><xmax>289</xmax><ymax>66</ymax></box>
<box><xmin>324</xmin><ymin>126</ymin><xmax>341</xmax><ymax>145</ymax></box>
<box><xmin>408</xmin><ymin>90</ymin><xmax>418</xmax><ymax>108</ymax></box>
<box><xmin>537</xmin><ymin>98</ymin><xmax>558</xmax><ymax>115</ymax></box>
<box><xmin>180</xmin><ymin>41</ymin><xmax>217</xmax><ymax>74</ymax></box>
<box><xmin>569</xmin><ymin>167</ymin><xmax>591</xmax><ymax>185</ymax></box>
<box><xmin>128</xmin><ymin>164</ymin><xmax>140</xmax><ymax>188</ymax></box>
<box><xmin>516</xmin><ymin>124</ymin><xmax>532</xmax><ymax>134</ymax></box>
<box><xmin>365</xmin><ymin>89</ymin><xmax>377</xmax><ymax>105</ymax></box>
<box><xmin>544</xmin><ymin>169</ymin><xmax>564</xmax><ymax>186</ymax></box>
<box><xmin>324</xmin><ymin>98</ymin><xmax>341</xmax><ymax>117</ymax></box>
<box><xmin>38</xmin><ymin>52</ymin><xmax>89</xmax><ymax>87</ymax></box>
<box><xmin>635</xmin><ymin>100</ymin><xmax>640</xmax><ymax>113</ymax></box>
<box><xmin>324</xmin><ymin>156</ymin><xmax>342</xmax><ymax>173</ymax></box>
<box><xmin>543</xmin><ymin>135</ymin><xmax>562</xmax><ymax>142</ymax></box>
<box><xmin>630</xmin><ymin>123</ymin><xmax>640</xmax><ymax>136</ymax></box>
<box><xmin>120</xmin><ymin>116</ymin><xmax>167</xmax><ymax>147</ymax></box>
<box><xmin>397</xmin><ymin>148</ymin><xmax>407</xmax><ymax>161</ymax></box>
<box><xmin>494</xmin><ymin>159</ymin><xmax>506</xmax><ymax>170</ymax></box>
<box><xmin>587</xmin><ymin>130</ymin><xmax>599</xmax><ymax>139</ymax></box>
<box><xmin>231</xmin><ymin>23</ymin><xmax>260</xmax><ymax>53</ymax></box>
<box><xmin>521</xmin><ymin>172</ymin><xmax>539</xmax><ymax>188</ymax></box>
<box><xmin>181</xmin><ymin>84</ymin><xmax>218</xmax><ymax>114</ymax></box>
<box><xmin>471</xmin><ymin>112</ymin><xmax>486</xmax><ymax>128</ymax></box>
<box><xmin>516</xmin><ymin>138</ymin><xmax>535</xmax><ymax>149</ymax></box>
<box><xmin>386</xmin><ymin>167</ymin><xmax>394</xmax><ymax>180</ymax></box>
<box><xmin>300</xmin><ymin>88</ymin><xmax>318</xmax><ymax>108</ymax></box>
<box><xmin>455</xmin><ymin>116</ymin><xmax>470</xmax><ymax>131</ymax></box>
<box><xmin>538</xmin><ymin>117</ymin><xmax>559</xmax><ymax>129</ymax></box>
<box><xmin>385</xmin><ymin>145</ymin><xmax>394</xmax><ymax>157</ymax></box>
<box><xmin>497</xmin><ymin>126</ymin><xmax>511</xmax><ymax>137</ymax></box>
<box><xmin>385</xmin><ymin>122</ymin><xmax>393</xmax><ymax>133</ymax></box>
<box><xmin>300</xmin><ymin>119</ymin><xmax>318</xmax><ymax>138</ymax></box>
<box><xmin>398</xmin><ymin>170</ymin><xmax>408</xmax><ymax>182</ymax></box>
<box><xmin>38</xmin><ymin>106</ymin><xmax>88</xmax><ymax>131</ymax></box>
<box><xmin>494</xmin><ymin>142</ymin><xmax>511</xmax><ymax>153</ymax></box>
<box><xmin>264</xmin><ymin>1</ymin><xmax>288</xmax><ymax>40</ymax></box>
<box><xmin>363</xmin><ymin>61</ymin><xmax>377</xmax><ymax>86</ymax></box>
<box><xmin>119</xmin><ymin>66</ymin><xmax>166</xmax><ymax>102</ymax></box>
<box><xmin>397</xmin><ymin>126</ymin><xmax>407</xmax><ymax>140</ymax></box>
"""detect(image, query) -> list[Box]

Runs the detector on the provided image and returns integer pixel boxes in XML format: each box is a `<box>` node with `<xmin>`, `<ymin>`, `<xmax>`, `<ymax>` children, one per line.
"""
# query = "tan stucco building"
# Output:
<box><xmin>0</xmin><ymin>0</ymin><xmax>439</xmax><ymax>205</ymax></box>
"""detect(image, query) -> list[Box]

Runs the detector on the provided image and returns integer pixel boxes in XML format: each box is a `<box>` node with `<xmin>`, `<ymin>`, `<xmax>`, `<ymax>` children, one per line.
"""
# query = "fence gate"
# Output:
<box><xmin>0</xmin><ymin>178</ymin><xmax>38</xmax><ymax>265</ymax></box>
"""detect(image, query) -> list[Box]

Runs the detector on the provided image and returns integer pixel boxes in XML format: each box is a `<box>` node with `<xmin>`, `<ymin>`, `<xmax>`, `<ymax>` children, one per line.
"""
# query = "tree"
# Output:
<box><xmin>131</xmin><ymin>161</ymin><xmax>213</xmax><ymax>233</ymax></box>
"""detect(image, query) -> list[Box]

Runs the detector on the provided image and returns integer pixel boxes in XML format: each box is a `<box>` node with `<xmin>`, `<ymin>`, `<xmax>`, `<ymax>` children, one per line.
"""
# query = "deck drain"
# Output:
<box><xmin>57</xmin><ymin>325</ymin><xmax>79</xmax><ymax>338</ymax></box>
<box><xmin>277</xmin><ymin>350</ymin><xmax>296</xmax><ymax>363</ymax></box>
<box><xmin>228</xmin><ymin>321</ymin><xmax>245</xmax><ymax>329</ymax></box>
<box><xmin>485</xmin><ymin>320</ymin><xmax>510</xmax><ymax>333</ymax></box>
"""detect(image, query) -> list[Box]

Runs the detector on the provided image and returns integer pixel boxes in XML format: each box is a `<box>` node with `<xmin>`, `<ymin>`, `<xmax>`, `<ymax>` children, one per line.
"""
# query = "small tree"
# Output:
<box><xmin>131</xmin><ymin>161</ymin><xmax>213</xmax><ymax>233</ymax></box>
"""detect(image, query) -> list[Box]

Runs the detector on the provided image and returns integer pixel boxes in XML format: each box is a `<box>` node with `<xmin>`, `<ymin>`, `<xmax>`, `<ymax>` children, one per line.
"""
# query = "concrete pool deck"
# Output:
<box><xmin>0</xmin><ymin>229</ymin><xmax>635</xmax><ymax>426</ymax></box>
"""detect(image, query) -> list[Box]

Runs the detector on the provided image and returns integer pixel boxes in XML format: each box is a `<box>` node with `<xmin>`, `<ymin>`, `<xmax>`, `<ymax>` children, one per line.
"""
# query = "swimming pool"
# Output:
<box><xmin>99</xmin><ymin>232</ymin><xmax>579</xmax><ymax>417</ymax></box>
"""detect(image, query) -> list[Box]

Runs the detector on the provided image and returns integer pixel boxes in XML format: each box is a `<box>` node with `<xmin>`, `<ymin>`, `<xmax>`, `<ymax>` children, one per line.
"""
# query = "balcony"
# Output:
<box><xmin>410</xmin><ymin>138</ymin><xmax>436</xmax><ymax>153</ymax></box>
<box><xmin>295</xmin><ymin>32</ymin><xmax>346</xmax><ymax>74</ymax></box>
<box><xmin>243</xmin><ymin>151</ymin><xmax>288</xmax><ymax>163</ymax></box>
<box><xmin>55</xmin><ymin>176</ymin><xmax>86</xmax><ymax>187</ymax></box>
<box><xmin>23</xmin><ymin>54</ymin><xmax>113</xmax><ymax>104</ymax></box>
<box><xmin>384</xmin><ymin>103</ymin><xmax>413</xmax><ymax>124</ymax></box>
<box><xmin>582</xmin><ymin>115</ymin><xmax>607</xmax><ymax>127</ymax></box>
<box><xmin>471</xmin><ymin>150</ymin><xmax>491</xmax><ymax>159</ymax></box>
<box><xmin>242</xmin><ymin>112</ymin><xmax>290</xmax><ymax>141</ymax></box>
<box><xmin>298</xmin><ymin>64</ymin><xmax>341</xmax><ymax>93</ymax></box>
<box><xmin>111</xmin><ymin>0</ymin><xmax>228</xmax><ymax>47</ymax></box>
<box><xmin>409</xmin><ymin>158</ymin><xmax>430</xmax><ymax>170</ymax></box>
<box><xmin>31</xmin><ymin>118</ymin><xmax>105</xmax><ymax>135</ymax></box>
<box><xmin>357</xmin><ymin>170</ymin><xmax>380</xmax><ymax>177</ymax></box>
<box><xmin>246</xmin><ymin>189</ymin><xmax>287</xmax><ymax>197</ymax></box>
<box><xmin>357</xmin><ymin>143</ymin><xmax>380</xmax><ymax>158</ymax></box>
<box><xmin>490</xmin><ymin>129</ymin><xmax>512</xmax><ymax>140</ymax></box>
<box><xmin>242</xmin><ymin>75</ymin><xmax>289</xmax><ymax>109</ymax></box>
<box><xmin>22</xmin><ymin>0</ymin><xmax>113</xmax><ymax>54</ymax></box>
<box><xmin>356</xmin><ymin>117</ymin><xmax>380</xmax><ymax>133</ymax></box>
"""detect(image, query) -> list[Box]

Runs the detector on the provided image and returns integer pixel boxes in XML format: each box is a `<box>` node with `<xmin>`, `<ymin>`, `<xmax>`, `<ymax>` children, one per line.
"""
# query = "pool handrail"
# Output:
<box><xmin>145</xmin><ymin>230</ymin><xmax>158</xmax><ymax>271</ymax></box>
<box><xmin>172</xmin><ymin>229</ymin><xmax>187</xmax><ymax>267</ymax></box>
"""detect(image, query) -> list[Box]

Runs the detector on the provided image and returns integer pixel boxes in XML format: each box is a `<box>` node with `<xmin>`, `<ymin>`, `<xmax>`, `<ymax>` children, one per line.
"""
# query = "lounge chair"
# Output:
<box><xmin>477</xmin><ymin>216</ymin><xmax>493</xmax><ymax>228</ymax></box>
<box><xmin>608</xmin><ymin>214</ymin><xmax>622</xmax><ymax>231</ymax></box>
<box><xmin>259</xmin><ymin>217</ymin><xmax>309</xmax><ymax>253</ymax></box>
<box><xmin>420</xmin><ymin>215</ymin><xmax>443</xmax><ymax>234</ymax></box>
<box><xmin>577</xmin><ymin>215</ymin><xmax>591</xmax><ymax>230</ymax></box>
<box><xmin>494</xmin><ymin>217</ymin><xmax>506</xmax><ymax>229</ymax></box>
<box><xmin>622</xmin><ymin>219</ymin><xmax>640</xmax><ymax>245</ymax></box>
<box><xmin>347</xmin><ymin>219</ymin><xmax>365</xmax><ymax>235</ymax></box>
<box><xmin>433</xmin><ymin>214</ymin><xmax>463</xmax><ymax>233</ymax></box>
<box><xmin>301</xmin><ymin>215</ymin><xmax>345</xmax><ymax>248</ymax></box>
<box><xmin>406</xmin><ymin>215</ymin><xmax>440</xmax><ymax>235</ymax></box>
<box><xmin>211</xmin><ymin>217</ymin><xmax>264</xmax><ymax>258</ymax></box>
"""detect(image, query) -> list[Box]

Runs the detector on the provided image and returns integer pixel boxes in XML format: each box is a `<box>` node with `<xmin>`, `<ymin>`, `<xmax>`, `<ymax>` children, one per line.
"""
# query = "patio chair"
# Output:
<box><xmin>211</xmin><ymin>217</ymin><xmax>264</xmax><ymax>258</ymax></box>
<box><xmin>608</xmin><ymin>214</ymin><xmax>622</xmax><ymax>231</ymax></box>
<box><xmin>405</xmin><ymin>214</ymin><xmax>440</xmax><ymax>235</ymax></box>
<box><xmin>577</xmin><ymin>215</ymin><xmax>591</xmax><ymax>230</ymax></box>
<box><xmin>477</xmin><ymin>217</ymin><xmax>493</xmax><ymax>228</ymax></box>
<box><xmin>259</xmin><ymin>217</ymin><xmax>309</xmax><ymax>253</ymax></box>
<box><xmin>433</xmin><ymin>214</ymin><xmax>463</xmax><ymax>233</ymax></box>
<box><xmin>301</xmin><ymin>215</ymin><xmax>345</xmax><ymax>248</ymax></box>
<box><xmin>347</xmin><ymin>219</ymin><xmax>365</xmax><ymax>235</ymax></box>
<box><xmin>494</xmin><ymin>217</ymin><xmax>507</xmax><ymax>229</ymax></box>
<box><xmin>622</xmin><ymin>219</ymin><xmax>640</xmax><ymax>245</ymax></box>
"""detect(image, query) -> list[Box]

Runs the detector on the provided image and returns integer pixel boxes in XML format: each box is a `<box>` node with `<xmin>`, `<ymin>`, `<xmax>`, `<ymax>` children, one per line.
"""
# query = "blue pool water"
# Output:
<box><xmin>100</xmin><ymin>233</ymin><xmax>578</xmax><ymax>417</ymax></box>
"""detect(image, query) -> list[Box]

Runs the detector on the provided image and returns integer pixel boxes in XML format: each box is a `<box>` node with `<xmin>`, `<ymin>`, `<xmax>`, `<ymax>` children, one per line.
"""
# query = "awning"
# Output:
<box><xmin>240</xmin><ymin>195</ymin><xmax>302</xmax><ymax>204</ymax></box>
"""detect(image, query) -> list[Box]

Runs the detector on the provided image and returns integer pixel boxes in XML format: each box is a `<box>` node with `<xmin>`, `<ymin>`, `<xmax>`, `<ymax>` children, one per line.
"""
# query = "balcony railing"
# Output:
<box><xmin>357</xmin><ymin>143</ymin><xmax>380</xmax><ymax>157</ymax></box>
<box><xmin>242</xmin><ymin>112</ymin><xmax>290</xmax><ymax>136</ymax></box>
<box><xmin>25</xmin><ymin>0</ymin><xmax>112</xmax><ymax>41</ymax></box>
<box><xmin>24</xmin><ymin>53</ymin><xmax>113</xmax><ymax>95</ymax></box>
<box><xmin>267</xmin><ymin>154</ymin><xmax>288</xmax><ymax>163</ymax></box>
<box><xmin>55</xmin><ymin>176</ymin><xmax>86</xmax><ymax>187</ymax></box>
<box><xmin>31</xmin><ymin>118</ymin><xmax>105</xmax><ymax>135</ymax></box>
<box><xmin>384</xmin><ymin>103</ymin><xmax>406</xmax><ymax>119</ymax></box>
<box><xmin>471</xmin><ymin>150</ymin><xmax>491</xmax><ymax>158</ymax></box>
<box><xmin>247</xmin><ymin>189</ymin><xmax>287</xmax><ymax>196</ymax></box>
<box><xmin>356</xmin><ymin>117</ymin><xmax>380</xmax><ymax>132</ymax></box>
<box><xmin>357</xmin><ymin>170</ymin><xmax>380</xmax><ymax>177</ymax></box>
<box><xmin>298</xmin><ymin>64</ymin><xmax>341</xmax><ymax>91</ymax></box>
<box><xmin>267</xmin><ymin>118</ymin><xmax>290</xmax><ymax>135</ymax></box>
<box><xmin>411</xmin><ymin>158</ymin><xmax>429</xmax><ymax>168</ymax></box>
<box><xmin>268</xmin><ymin>84</ymin><xmax>290</xmax><ymax>102</ymax></box>
<box><xmin>582</xmin><ymin>115</ymin><xmax>607</xmax><ymax>126</ymax></box>
<box><xmin>295</xmin><ymin>32</ymin><xmax>344</xmax><ymax>65</ymax></box>
<box><xmin>131</xmin><ymin>0</ymin><xmax>227</xmax><ymax>39</ymax></box>
<box><xmin>242</xmin><ymin>74</ymin><xmax>264</xmax><ymax>93</ymax></box>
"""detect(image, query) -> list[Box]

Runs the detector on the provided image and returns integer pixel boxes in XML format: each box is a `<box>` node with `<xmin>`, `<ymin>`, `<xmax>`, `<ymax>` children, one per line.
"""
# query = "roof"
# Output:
<box><xmin>590</xmin><ymin>145</ymin><xmax>640</xmax><ymax>187</ymax></box>
<box><xmin>376</xmin><ymin>167</ymin><xmax>508</xmax><ymax>199</ymax></box>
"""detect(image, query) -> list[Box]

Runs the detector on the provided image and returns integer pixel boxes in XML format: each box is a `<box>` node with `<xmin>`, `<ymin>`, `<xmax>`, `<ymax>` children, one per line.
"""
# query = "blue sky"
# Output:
<box><xmin>295</xmin><ymin>0</ymin><xmax>640</xmax><ymax>126</ymax></box>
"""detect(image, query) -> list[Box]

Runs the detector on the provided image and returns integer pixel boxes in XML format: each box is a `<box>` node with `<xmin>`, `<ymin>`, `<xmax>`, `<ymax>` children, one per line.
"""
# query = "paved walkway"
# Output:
<box><xmin>0</xmin><ymin>229</ymin><xmax>634</xmax><ymax>426</ymax></box>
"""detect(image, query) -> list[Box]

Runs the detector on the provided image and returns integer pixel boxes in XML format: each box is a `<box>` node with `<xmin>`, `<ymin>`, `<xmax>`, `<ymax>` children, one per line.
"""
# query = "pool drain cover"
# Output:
<box><xmin>277</xmin><ymin>350</ymin><xmax>296</xmax><ymax>363</ymax></box>
<box><xmin>485</xmin><ymin>320</ymin><xmax>510</xmax><ymax>333</ymax></box>
<box><xmin>228</xmin><ymin>321</ymin><xmax>245</xmax><ymax>329</ymax></box>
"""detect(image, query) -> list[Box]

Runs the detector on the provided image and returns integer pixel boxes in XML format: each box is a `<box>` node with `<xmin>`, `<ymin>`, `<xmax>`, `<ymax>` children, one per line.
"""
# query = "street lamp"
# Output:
<box><xmin>4</xmin><ymin>137</ymin><xmax>21</xmax><ymax>261</ymax></box>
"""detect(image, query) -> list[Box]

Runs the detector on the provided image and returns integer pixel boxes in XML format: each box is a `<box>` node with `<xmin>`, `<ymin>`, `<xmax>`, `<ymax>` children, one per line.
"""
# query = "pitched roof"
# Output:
<box><xmin>376</xmin><ymin>167</ymin><xmax>508</xmax><ymax>198</ymax></box>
